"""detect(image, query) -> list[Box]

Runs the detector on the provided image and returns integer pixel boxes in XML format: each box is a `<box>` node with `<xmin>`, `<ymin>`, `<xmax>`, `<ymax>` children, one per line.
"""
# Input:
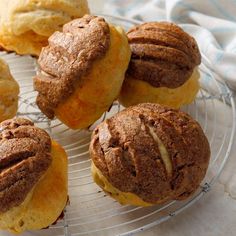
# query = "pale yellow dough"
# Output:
<box><xmin>55</xmin><ymin>25</ymin><xmax>131</xmax><ymax>129</ymax></box>
<box><xmin>0</xmin><ymin>141</ymin><xmax>68</xmax><ymax>233</ymax></box>
<box><xmin>91</xmin><ymin>162</ymin><xmax>154</xmax><ymax>207</ymax></box>
<box><xmin>0</xmin><ymin>0</ymin><xmax>90</xmax><ymax>55</ymax></box>
<box><xmin>119</xmin><ymin>69</ymin><xmax>200</xmax><ymax>109</ymax></box>
<box><xmin>0</xmin><ymin>58</ymin><xmax>19</xmax><ymax>122</ymax></box>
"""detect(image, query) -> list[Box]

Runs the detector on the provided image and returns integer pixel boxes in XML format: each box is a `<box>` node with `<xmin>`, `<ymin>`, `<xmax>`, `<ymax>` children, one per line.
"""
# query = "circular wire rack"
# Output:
<box><xmin>0</xmin><ymin>15</ymin><xmax>235</xmax><ymax>236</ymax></box>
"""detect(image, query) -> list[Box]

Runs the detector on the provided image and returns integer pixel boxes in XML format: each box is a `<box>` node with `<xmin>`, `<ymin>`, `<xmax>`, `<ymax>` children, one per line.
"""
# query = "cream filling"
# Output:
<box><xmin>148</xmin><ymin>126</ymin><xmax>172</xmax><ymax>176</ymax></box>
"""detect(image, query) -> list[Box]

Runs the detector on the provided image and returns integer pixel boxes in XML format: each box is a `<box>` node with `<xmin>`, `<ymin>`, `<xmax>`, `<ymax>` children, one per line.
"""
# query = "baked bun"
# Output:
<box><xmin>119</xmin><ymin>22</ymin><xmax>201</xmax><ymax>109</ymax></box>
<box><xmin>34</xmin><ymin>15</ymin><xmax>131</xmax><ymax>129</ymax></box>
<box><xmin>0</xmin><ymin>0</ymin><xmax>90</xmax><ymax>56</ymax></box>
<box><xmin>0</xmin><ymin>118</ymin><xmax>68</xmax><ymax>233</ymax></box>
<box><xmin>90</xmin><ymin>103</ymin><xmax>210</xmax><ymax>206</ymax></box>
<box><xmin>0</xmin><ymin>58</ymin><xmax>19</xmax><ymax>122</ymax></box>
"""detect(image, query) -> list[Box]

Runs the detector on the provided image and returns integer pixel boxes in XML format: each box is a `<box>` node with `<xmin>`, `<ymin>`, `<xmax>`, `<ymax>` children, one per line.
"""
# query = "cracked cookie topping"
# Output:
<box><xmin>0</xmin><ymin>118</ymin><xmax>51</xmax><ymax>213</ymax></box>
<box><xmin>34</xmin><ymin>15</ymin><xmax>110</xmax><ymax>119</ymax></box>
<box><xmin>126</xmin><ymin>22</ymin><xmax>201</xmax><ymax>88</ymax></box>
<box><xmin>90</xmin><ymin>103</ymin><xmax>210</xmax><ymax>205</ymax></box>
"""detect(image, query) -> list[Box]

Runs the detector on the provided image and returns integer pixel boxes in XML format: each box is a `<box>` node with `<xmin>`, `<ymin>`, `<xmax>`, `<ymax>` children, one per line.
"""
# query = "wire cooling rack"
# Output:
<box><xmin>0</xmin><ymin>15</ymin><xmax>236</xmax><ymax>236</ymax></box>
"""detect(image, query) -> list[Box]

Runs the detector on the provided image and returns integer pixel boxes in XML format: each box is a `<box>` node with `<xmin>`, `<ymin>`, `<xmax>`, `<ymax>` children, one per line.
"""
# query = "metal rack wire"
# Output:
<box><xmin>0</xmin><ymin>15</ymin><xmax>235</xmax><ymax>236</ymax></box>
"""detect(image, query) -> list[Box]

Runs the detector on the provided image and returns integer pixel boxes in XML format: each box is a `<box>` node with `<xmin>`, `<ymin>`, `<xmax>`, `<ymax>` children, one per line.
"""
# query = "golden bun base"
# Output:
<box><xmin>0</xmin><ymin>58</ymin><xmax>19</xmax><ymax>122</ymax></box>
<box><xmin>0</xmin><ymin>31</ymin><xmax>48</xmax><ymax>57</ymax></box>
<box><xmin>0</xmin><ymin>141</ymin><xmax>68</xmax><ymax>233</ymax></box>
<box><xmin>91</xmin><ymin>162</ymin><xmax>153</xmax><ymax>207</ymax></box>
<box><xmin>119</xmin><ymin>69</ymin><xmax>200</xmax><ymax>109</ymax></box>
<box><xmin>55</xmin><ymin>25</ymin><xmax>131</xmax><ymax>130</ymax></box>
<box><xmin>0</xmin><ymin>0</ymin><xmax>90</xmax><ymax>56</ymax></box>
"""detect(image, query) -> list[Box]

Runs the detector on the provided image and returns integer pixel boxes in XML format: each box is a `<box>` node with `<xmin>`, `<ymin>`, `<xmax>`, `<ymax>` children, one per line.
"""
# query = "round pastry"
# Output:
<box><xmin>34</xmin><ymin>15</ymin><xmax>131</xmax><ymax>130</ymax></box>
<box><xmin>119</xmin><ymin>22</ymin><xmax>201</xmax><ymax>109</ymax></box>
<box><xmin>0</xmin><ymin>118</ymin><xmax>68</xmax><ymax>233</ymax></box>
<box><xmin>0</xmin><ymin>0</ymin><xmax>90</xmax><ymax>56</ymax></box>
<box><xmin>0</xmin><ymin>58</ymin><xmax>19</xmax><ymax>122</ymax></box>
<box><xmin>90</xmin><ymin>103</ymin><xmax>210</xmax><ymax>206</ymax></box>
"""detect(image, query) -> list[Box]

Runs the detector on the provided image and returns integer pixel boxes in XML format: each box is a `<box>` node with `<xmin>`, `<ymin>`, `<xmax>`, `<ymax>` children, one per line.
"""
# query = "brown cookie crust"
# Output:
<box><xmin>127</xmin><ymin>21</ymin><xmax>201</xmax><ymax>88</ymax></box>
<box><xmin>0</xmin><ymin>118</ymin><xmax>52</xmax><ymax>213</ymax></box>
<box><xmin>90</xmin><ymin>103</ymin><xmax>210</xmax><ymax>204</ymax></box>
<box><xmin>34</xmin><ymin>15</ymin><xmax>110</xmax><ymax>119</ymax></box>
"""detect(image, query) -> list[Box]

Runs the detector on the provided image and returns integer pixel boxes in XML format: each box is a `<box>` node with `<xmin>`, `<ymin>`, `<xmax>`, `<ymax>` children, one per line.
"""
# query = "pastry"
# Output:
<box><xmin>0</xmin><ymin>58</ymin><xmax>19</xmax><ymax>122</ymax></box>
<box><xmin>119</xmin><ymin>22</ymin><xmax>201</xmax><ymax>109</ymax></box>
<box><xmin>0</xmin><ymin>0</ymin><xmax>90</xmax><ymax>56</ymax></box>
<box><xmin>90</xmin><ymin>103</ymin><xmax>210</xmax><ymax>206</ymax></box>
<box><xmin>0</xmin><ymin>118</ymin><xmax>68</xmax><ymax>233</ymax></box>
<box><xmin>34</xmin><ymin>15</ymin><xmax>131</xmax><ymax>129</ymax></box>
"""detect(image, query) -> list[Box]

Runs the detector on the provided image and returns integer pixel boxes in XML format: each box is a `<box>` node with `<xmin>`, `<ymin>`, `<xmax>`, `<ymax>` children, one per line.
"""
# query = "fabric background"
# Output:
<box><xmin>102</xmin><ymin>0</ymin><xmax>236</xmax><ymax>90</ymax></box>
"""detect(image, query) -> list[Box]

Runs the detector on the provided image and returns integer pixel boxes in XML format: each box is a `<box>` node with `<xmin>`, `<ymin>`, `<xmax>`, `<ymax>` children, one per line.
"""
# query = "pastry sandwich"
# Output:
<box><xmin>34</xmin><ymin>15</ymin><xmax>131</xmax><ymax>129</ymax></box>
<box><xmin>119</xmin><ymin>22</ymin><xmax>201</xmax><ymax>109</ymax></box>
<box><xmin>0</xmin><ymin>118</ymin><xmax>68</xmax><ymax>233</ymax></box>
<box><xmin>90</xmin><ymin>103</ymin><xmax>210</xmax><ymax>206</ymax></box>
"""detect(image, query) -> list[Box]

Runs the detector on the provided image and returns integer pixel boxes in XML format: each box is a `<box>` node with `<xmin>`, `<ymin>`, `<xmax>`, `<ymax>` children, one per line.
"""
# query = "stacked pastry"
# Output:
<box><xmin>0</xmin><ymin>0</ymin><xmax>90</xmax><ymax>56</ymax></box>
<box><xmin>34</xmin><ymin>15</ymin><xmax>131</xmax><ymax>129</ymax></box>
<box><xmin>119</xmin><ymin>22</ymin><xmax>201</xmax><ymax>109</ymax></box>
<box><xmin>0</xmin><ymin>58</ymin><xmax>19</xmax><ymax>122</ymax></box>
<box><xmin>0</xmin><ymin>118</ymin><xmax>68</xmax><ymax>233</ymax></box>
<box><xmin>90</xmin><ymin>103</ymin><xmax>210</xmax><ymax>206</ymax></box>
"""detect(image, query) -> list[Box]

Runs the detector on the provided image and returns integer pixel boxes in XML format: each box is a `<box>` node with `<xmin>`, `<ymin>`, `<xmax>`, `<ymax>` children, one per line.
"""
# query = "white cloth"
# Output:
<box><xmin>104</xmin><ymin>0</ymin><xmax>236</xmax><ymax>90</ymax></box>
